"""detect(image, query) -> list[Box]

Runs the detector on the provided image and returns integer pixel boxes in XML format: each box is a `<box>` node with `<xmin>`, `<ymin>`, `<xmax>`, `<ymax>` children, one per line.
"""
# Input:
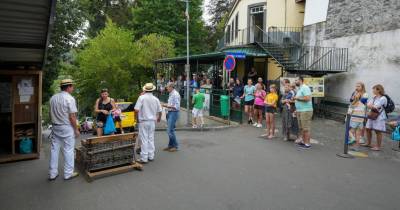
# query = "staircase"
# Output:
<box><xmin>218</xmin><ymin>26</ymin><xmax>348</xmax><ymax>76</ymax></box>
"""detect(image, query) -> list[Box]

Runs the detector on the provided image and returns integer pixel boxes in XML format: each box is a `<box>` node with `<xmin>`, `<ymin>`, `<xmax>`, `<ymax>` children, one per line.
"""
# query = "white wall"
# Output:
<box><xmin>318</xmin><ymin>29</ymin><xmax>400</xmax><ymax>105</ymax></box>
<box><xmin>226</xmin><ymin>0</ymin><xmax>266</xmax><ymax>31</ymax></box>
<box><xmin>304</xmin><ymin>0</ymin><xmax>329</xmax><ymax>26</ymax></box>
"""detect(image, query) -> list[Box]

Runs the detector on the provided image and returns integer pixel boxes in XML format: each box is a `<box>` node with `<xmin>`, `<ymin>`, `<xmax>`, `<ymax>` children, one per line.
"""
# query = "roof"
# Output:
<box><xmin>155</xmin><ymin>52</ymin><xmax>225</xmax><ymax>64</ymax></box>
<box><xmin>0</xmin><ymin>0</ymin><xmax>55</xmax><ymax>70</ymax></box>
<box><xmin>222</xmin><ymin>46</ymin><xmax>267</xmax><ymax>57</ymax></box>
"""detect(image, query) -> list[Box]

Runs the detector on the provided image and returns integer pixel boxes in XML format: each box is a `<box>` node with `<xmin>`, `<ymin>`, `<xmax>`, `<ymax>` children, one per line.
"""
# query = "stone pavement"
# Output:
<box><xmin>1</xmin><ymin>116</ymin><xmax>400</xmax><ymax>210</ymax></box>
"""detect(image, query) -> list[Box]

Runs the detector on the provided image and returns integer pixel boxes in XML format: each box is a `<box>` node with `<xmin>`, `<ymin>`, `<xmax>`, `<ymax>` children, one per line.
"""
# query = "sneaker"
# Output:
<box><xmin>256</xmin><ymin>124</ymin><xmax>262</xmax><ymax>128</ymax></box>
<box><xmin>48</xmin><ymin>174</ymin><xmax>59</xmax><ymax>181</ymax></box>
<box><xmin>295</xmin><ymin>138</ymin><xmax>303</xmax><ymax>144</ymax></box>
<box><xmin>192</xmin><ymin>125</ymin><xmax>198</xmax><ymax>128</ymax></box>
<box><xmin>299</xmin><ymin>144</ymin><xmax>311</xmax><ymax>149</ymax></box>
<box><xmin>168</xmin><ymin>147</ymin><xmax>178</xmax><ymax>152</ymax></box>
<box><xmin>163</xmin><ymin>147</ymin><xmax>171</xmax><ymax>151</ymax></box>
<box><xmin>64</xmin><ymin>172</ymin><xmax>79</xmax><ymax>180</ymax></box>
<box><xmin>253</xmin><ymin>123</ymin><xmax>258</xmax><ymax>127</ymax></box>
<box><xmin>359</xmin><ymin>137</ymin><xmax>366</xmax><ymax>144</ymax></box>
<box><xmin>136</xmin><ymin>159</ymin><xmax>148</xmax><ymax>164</ymax></box>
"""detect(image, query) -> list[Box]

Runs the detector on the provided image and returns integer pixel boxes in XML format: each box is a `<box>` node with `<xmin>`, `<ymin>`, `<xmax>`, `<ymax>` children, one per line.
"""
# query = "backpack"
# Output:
<box><xmin>384</xmin><ymin>94</ymin><xmax>395</xmax><ymax>114</ymax></box>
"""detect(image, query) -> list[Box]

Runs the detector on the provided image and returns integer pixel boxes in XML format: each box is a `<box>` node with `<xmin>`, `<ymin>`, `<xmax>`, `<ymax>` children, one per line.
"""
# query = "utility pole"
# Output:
<box><xmin>183</xmin><ymin>0</ymin><xmax>190</xmax><ymax>126</ymax></box>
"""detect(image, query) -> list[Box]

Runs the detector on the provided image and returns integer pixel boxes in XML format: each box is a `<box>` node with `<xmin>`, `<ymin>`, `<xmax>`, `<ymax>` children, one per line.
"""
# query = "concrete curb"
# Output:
<box><xmin>154</xmin><ymin>124</ymin><xmax>240</xmax><ymax>132</ymax></box>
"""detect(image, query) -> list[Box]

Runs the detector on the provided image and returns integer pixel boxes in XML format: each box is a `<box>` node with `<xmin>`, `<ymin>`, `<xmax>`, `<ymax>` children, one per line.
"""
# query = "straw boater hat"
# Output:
<box><xmin>143</xmin><ymin>83</ymin><xmax>156</xmax><ymax>92</ymax></box>
<box><xmin>60</xmin><ymin>79</ymin><xmax>74</xmax><ymax>87</ymax></box>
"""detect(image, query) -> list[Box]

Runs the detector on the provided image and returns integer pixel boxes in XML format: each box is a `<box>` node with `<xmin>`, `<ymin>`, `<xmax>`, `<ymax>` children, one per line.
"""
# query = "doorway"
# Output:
<box><xmin>249</xmin><ymin>5</ymin><xmax>265</xmax><ymax>43</ymax></box>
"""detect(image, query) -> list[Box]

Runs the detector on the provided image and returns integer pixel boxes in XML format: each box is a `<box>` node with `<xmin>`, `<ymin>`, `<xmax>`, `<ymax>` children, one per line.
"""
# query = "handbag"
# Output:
<box><xmin>392</xmin><ymin>126</ymin><xmax>400</xmax><ymax>141</ymax></box>
<box><xmin>103</xmin><ymin>114</ymin><xmax>116</xmax><ymax>135</ymax></box>
<box><xmin>19</xmin><ymin>138</ymin><xmax>33</xmax><ymax>154</ymax></box>
<box><xmin>367</xmin><ymin>107</ymin><xmax>380</xmax><ymax>120</ymax></box>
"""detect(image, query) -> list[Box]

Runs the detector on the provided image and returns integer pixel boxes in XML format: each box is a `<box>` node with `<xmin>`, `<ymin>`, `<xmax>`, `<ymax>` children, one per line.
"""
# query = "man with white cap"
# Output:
<box><xmin>49</xmin><ymin>79</ymin><xmax>79</xmax><ymax>181</ymax></box>
<box><xmin>134</xmin><ymin>83</ymin><xmax>162</xmax><ymax>163</ymax></box>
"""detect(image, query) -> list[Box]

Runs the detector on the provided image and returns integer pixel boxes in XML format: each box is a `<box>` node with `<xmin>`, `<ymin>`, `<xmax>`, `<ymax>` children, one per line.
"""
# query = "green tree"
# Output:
<box><xmin>205</xmin><ymin>0</ymin><xmax>233</xmax><ymax>50</ymax></box>
<box><xmin>131</xmin><ymin>0</ymin><xmax>208</xmax><ymax>55</ymax></box>
<box><xmin>79</xmin><ymin>0</ymin><xmax>134</xmax><ymax>37</ymax></box>
<box><xmin>43</xmin><ymin>0</ymin><xmax>85</xmax><ymax>102</ymax></box>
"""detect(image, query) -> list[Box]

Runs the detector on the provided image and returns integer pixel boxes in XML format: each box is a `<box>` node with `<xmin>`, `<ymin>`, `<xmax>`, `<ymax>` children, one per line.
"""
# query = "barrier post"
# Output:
<box><xmin>337</xmin><ymin>113</ymin><xmax>354</xmax><ymax>158</ymax></box>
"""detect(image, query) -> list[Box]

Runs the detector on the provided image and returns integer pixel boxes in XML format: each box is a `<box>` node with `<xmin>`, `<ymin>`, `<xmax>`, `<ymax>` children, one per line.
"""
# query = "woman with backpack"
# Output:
<box><xmin>364</xmin><ymin>84</ymin><xmax>387</xmax><ymax>151</ymax></box>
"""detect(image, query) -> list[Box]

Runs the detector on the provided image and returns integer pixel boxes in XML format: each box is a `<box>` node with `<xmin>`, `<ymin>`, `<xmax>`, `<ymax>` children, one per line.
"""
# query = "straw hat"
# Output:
<box><xmin>143</xmin><ymin>83</ymin><xmax>156</xmax><ymax>92</ymax></box>
<box><xmin>60</xmin><ymin>79</ymin><xmax>74</xmax><ymax>86</ymax></box>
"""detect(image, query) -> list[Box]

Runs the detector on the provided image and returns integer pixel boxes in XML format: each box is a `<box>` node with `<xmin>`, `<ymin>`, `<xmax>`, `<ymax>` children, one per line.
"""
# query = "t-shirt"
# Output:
<box><xmin>254</xmin><ymin>90</ymin><xmax>266</xmax><ymax>106</ymax></box>
<box><xmin>295</xmin><ymin>84</ymin><xmax>313</xmax><ymax>112</ymax></box>
<box><xmin>192</xmin><ymin>93</ymin><xmax>205</xmax><ymax>109</ymax></box>
<box><xmin>244</xmin><ymin>85</ymin><xmax>256</xmax><ymax>101</ymax></box>
<box><xmin>134</xmin><ymin>93</ymin><xmax>162</xmax><ymax>122</ymax></box>
<box><xmin>265</xmin><ymin>92</ymin><xmax>278</xmax><ymax>108</ymax></box>
<box><xmin>50</xmin><ymin>91</ymin><xmax>78</xmax><ymax>125</ymax></box>
<box><xmin>349</xmin><ymin>101</ymin><xmax>367</xmax><ymax>123</ymax></box>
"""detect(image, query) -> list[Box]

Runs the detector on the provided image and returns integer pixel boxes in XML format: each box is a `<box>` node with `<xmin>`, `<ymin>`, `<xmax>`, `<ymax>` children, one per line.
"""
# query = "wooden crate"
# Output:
<box><xmin>76</xmin><ymin>133</ymin><xmax>142</xmax><ymax>182</ymax></box>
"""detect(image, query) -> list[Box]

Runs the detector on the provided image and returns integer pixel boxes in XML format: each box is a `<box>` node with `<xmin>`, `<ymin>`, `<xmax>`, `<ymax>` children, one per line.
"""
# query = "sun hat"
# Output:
<box><xmin>60</xmin><ymin>79</ymin><xmax>74</xmax><ymax>86</ymax></box>
<box><xmin>143</xmin><ymin>83</ymin><xmax>156</xmax><ymax>92</ymax></box>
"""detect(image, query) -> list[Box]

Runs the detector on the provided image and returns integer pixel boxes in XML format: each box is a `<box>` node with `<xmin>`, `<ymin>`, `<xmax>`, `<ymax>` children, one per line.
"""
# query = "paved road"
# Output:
<box><xmin>1</xmin><ymin>118</ymin><xmax>400</xmax><ymax>210</ymax></box>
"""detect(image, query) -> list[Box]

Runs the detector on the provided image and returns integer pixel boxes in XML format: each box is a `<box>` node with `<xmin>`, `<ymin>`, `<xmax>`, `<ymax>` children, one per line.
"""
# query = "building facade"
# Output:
<box><xmin>303</xmin><ymin>0</ymin><xmax>400</xmax><ymax>104</ymax></box>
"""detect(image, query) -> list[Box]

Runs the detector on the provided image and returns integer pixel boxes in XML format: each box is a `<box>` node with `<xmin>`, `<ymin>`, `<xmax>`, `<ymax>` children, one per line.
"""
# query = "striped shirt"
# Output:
<box><xmin>168</xmin><ymin>89</ymin><xmax>181</xmax><ymax>111</ymax></box>
<box><xmin>50</xmin><ymin>91</ymin><xmax>77</xmax><ymax>125</ymax></box>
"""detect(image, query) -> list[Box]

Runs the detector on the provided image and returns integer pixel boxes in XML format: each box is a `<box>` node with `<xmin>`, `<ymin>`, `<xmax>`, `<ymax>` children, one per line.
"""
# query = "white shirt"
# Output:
<box><xmin>134</xmin><ymin>92</ymin><xmax>162</xmax><ymax>122</ymax></box>
<box><xmin>167</xmin><ymin>89</ymin><xmax>181</xmax><ymax>111</ymax></box>
<box><xmin>50</xmin><ymin>91</ymin><xmax>77</xmax><ymax>125</ymax></box>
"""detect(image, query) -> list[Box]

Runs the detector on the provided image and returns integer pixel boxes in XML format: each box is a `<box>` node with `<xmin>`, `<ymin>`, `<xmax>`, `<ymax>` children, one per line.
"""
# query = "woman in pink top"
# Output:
<box><xmin>253</xmin><ymin>84</ymin><xmax>266</xmax><ymax>128</ymax></box>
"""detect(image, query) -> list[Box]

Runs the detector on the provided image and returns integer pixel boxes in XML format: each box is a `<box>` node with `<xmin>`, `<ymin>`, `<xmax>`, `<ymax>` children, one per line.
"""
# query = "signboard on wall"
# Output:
<box><xmin>280</xmin><ymin>77</ymin><xmax>325</xmax><ymax>98</ymax></box>
<box><xmin>304</xmin><ymin>0</ymin><xmax>329</xmax><ymax>26</ymax></box>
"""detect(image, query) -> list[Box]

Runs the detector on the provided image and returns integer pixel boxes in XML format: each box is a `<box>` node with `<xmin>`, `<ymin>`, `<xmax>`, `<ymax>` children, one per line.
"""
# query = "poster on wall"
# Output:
<box><xmin>280</xmin><ymin>77</ymin><xmax>325</xmax><ymax>98</ymax></box>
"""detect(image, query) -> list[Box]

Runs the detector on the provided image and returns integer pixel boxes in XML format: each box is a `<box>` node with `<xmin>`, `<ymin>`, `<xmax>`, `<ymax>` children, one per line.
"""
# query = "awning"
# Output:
<box><xmin>155</xmin><ymin>46</ymin><xmax>268</xmax><ymax>64</ymax></box>
<box><xmin>0</xmin><ymin>0</ymin><xmax>55</xmax><ymax>70</ymax></box>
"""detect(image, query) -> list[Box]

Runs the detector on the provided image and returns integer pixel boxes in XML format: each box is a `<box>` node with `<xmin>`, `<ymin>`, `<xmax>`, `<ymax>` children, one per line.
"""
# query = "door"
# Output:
<box><xmin>249</xmin><ymin>5</ymin><xmax>265</xmax><ymax>43</ymax></box>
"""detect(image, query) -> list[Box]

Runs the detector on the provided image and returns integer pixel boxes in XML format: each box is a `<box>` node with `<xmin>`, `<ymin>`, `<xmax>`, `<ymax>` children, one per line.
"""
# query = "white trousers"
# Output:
<box><xmin>49</xmin><ymin>125</ymin><xmax>75</xmax><ymax>179</ymax></box>
<box><xmin>139</xmin><ymin>121</ymin><xmax>156</xmax><ymax>161</ymax></box>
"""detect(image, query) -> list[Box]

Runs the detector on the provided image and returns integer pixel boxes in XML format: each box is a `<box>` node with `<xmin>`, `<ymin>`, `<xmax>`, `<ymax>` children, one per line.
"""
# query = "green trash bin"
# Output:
<box><xmin>220</xmin><ymin>95</ymin><xmax>229</xmax><ymax>117</ymax></box>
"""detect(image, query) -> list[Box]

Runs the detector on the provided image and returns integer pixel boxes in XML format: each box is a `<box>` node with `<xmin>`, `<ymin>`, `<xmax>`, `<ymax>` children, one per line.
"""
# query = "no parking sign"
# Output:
<box><xmin>224</xmin><ymin>55</ymin><xmax>236</xmax><ymax>72</ymax></box>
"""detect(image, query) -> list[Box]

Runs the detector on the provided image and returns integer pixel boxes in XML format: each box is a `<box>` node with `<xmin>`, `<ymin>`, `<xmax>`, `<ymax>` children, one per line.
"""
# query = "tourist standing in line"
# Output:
<box><xmin>263</xmin><ymin>84</ymin><xmax>279</xmax><ymax>139</ymax></box>
<box><xmin>349</xmin><ymin>82</ymin><xmax>369</xmax><ymax>144</ymax></box>
<box><xmin>257</xmin><ymin>77</ymin><xmax>266</xmax><ymax>90</ymax></box>
<box><xmin>347</xmin><ymin>92</ymin><xmax>367</xmax><ymax>149</ymax></box>
<box><xmin>162</xmin><ymin>82</ymin><xmax>181</xmax><ymax>152</ymax></box>
<box><xmin>192</xmin><ymin>87</ymin><xmax>205</xmax><ymax>128</ymax></box>
<box><xmin>253</xmin><ymin>84</ymin><xmax>266</xmax><ymax>128</ymax></box>
<box><xmin>232</xmin><ymin>79</ymin><xmax>244</xmax><ymax>109</ymax></box>
<box><xmin>241</xmin><ymin>79</ymin><xmax>256</xmax><ymax>124</ymax></box>
<box><xmin>49</xmin><ymin>79</ymin><xmax>79</xmax><ymax>181</ymax></box>
<box><xmin>364</xmin><ymin>85</ymin><xmax>387</xmax><ymax>151</ymax></box>
<box><xmin>294</xmin><ymin>77</ymin><xmax>313</xmax><ymax>149</ymax></box>
<box><xmin>134</xmin><ymin>83</ymin><xmax>162</xmax><ymax>163</ymax></box>
<box><xmin>281</xmin><ymin>83</ymin><xmax>298</xmax><ymax>141</ymax></box>
<box><xmin>94</xmin><ymin>88</ymin><xmax>116</xmax><ymax>137</ymax></box>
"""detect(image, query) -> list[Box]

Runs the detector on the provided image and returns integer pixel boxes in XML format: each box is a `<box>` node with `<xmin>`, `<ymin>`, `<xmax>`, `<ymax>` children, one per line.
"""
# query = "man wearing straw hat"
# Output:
<box><xmin>134</xmin><ymin>83</ymin><xmax>162</xmax><ymax>163</ymax></box>
<box><xmin>49</xmin><ymin>79</ymin><xmax>79</xmax><ymax>181</ymax></box>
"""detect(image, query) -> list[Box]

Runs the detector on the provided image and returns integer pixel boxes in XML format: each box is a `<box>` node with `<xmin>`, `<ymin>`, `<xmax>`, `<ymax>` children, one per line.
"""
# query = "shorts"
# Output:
<box><xmin>297</xmin><ymin>111</ymin><xmax>313</xmax><ymax>131</ymax></box>
<box><xmin>96</xmin><ymin>121</ymin><xmax>104</xmax><ymax>128</ymax></box>
<box><xmin>265</xmin><ymin>106</ymin><xmax>276</xmax><ymax>113</ymax></box>
<box><xmin>350</xmin><ymin>121</ymin><xmax>364</xmax><ymax>129</ymax></box>
<box><xmin>254</xmin><ymin>104</ymin><xmax>264</xmax><ymax>110</ymax></box>
<box><xmin>244</xmin><ymin>100</ymin><xmax>254</xmax><ymax>106</ymax></box>
<box><xmin>192</xmin><ymin>108</ymin><xmax>203</xmax><ymax>117</ymax></box>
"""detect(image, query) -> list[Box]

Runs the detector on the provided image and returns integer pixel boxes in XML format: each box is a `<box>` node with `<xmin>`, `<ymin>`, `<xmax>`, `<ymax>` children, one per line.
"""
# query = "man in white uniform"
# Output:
<box><xmin>49</xmin><ymin>79</ymin><xmax>80</xmax><ymax>180</ymax></box>
<box><xmin>134</xmin><ymin>83</ymin><xmax>162</xmax><ymax>163</ymax></box>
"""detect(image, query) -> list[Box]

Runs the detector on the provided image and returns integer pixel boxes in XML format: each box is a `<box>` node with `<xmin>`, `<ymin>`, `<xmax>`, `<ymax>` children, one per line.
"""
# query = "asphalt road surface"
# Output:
<box><xmin>1</xmin><ymin>120</ymin><xmax>400</xmax><ymax>210</ymax></box>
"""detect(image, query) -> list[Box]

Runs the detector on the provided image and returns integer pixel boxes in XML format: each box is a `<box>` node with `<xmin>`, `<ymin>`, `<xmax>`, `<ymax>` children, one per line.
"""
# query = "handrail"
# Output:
<box><xmin>268</xmin><ymin>26</ymin><xmax>303</xmax><ymax>47</ymax></box>
<box><xmin>306</xmin><ymin>49</ymin><xmax>333</xmax><ymax>70</ymax></box>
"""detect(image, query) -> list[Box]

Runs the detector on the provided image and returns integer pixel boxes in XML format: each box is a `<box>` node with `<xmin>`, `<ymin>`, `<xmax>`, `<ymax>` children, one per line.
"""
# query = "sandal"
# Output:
<box><xmin>370</xmin><ymin>147</ymin><xmax>381</xmax><ymax>151</ymax></box>
<box><xmin>360</xmin><ymin>143</ymin><xmax>371</xmax><ymax>147</ymax></box>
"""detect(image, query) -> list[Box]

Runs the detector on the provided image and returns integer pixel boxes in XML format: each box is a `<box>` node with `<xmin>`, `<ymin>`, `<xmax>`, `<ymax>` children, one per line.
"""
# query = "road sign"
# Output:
<box><xmin>225</xmin><ymin>52</ymin><xmax>246</xmax><ymax>59</ymax></box>
<box><xmin>224</xmin><ymin>55</ymin><xmax>236</xmax><ymax>72</ymax></box>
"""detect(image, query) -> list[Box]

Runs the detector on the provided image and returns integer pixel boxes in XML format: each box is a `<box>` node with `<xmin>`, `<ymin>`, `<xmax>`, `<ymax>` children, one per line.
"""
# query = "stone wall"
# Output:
<box><xmin>325</xmin><ymin>0</ymin><xmax>400</xmax><ymax>39</ymax></box>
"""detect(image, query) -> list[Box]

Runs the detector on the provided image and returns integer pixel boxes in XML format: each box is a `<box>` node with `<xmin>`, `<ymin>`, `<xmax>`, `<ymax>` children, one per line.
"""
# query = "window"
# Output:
<box><xmin>231</xmin><ymin>21</ymin><xmax>234</xmax><ymax>41</ymax></box>
<box><xmin>250</xmin><ymin>6</ymin><xmax>265</xmax><ymax>14</ymax></box>
<box><xmin>235</xmin><ymin>13</ymin><xmax>239</xmax><ymax>38</ymax></box>
<box><xmin>226</xmin><ymin>25</ymin><xmax>231</xmax><ymax>43</ymax></box>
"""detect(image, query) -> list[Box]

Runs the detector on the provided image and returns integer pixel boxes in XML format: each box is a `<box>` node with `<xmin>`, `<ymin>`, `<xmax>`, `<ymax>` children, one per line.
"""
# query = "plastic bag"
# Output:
<box><xmin>19</xmin><ymin>138</ymin><xmax>33</xmax><ymax>154</ymax></box>
<box><xmin>392</xmin><ymin>126</ymin><xmax>400</xmax><ymax>141</ymax></box>
<box><xmin>104</xmin><ymin>114</ymin><xmax>116</xmax><ymax>135</ymax></box>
